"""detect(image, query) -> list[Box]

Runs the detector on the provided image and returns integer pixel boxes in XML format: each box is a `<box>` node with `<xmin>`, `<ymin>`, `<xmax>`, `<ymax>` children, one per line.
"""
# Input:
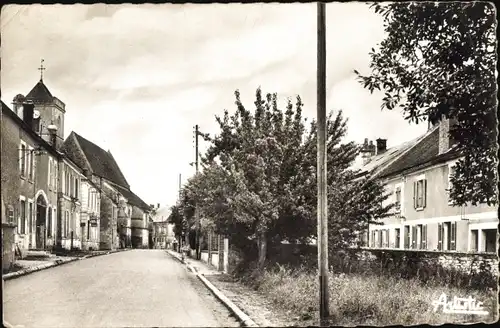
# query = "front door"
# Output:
<box><xmin>36</xmin><ymin>195</ymin><xmax>47</xmax><ymax>249</ymax></box>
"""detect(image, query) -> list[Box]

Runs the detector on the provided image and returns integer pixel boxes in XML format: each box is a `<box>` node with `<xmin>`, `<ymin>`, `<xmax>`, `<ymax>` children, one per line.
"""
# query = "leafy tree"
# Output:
<box><xmin>196</xmin><ymin>88</ymin><xmax>394</xmax><ymax>269</ymax></box>
<box><xmin>355</xmin><ymin>2</ymin><xmax>497</xmax><ymax>206</ymax></box>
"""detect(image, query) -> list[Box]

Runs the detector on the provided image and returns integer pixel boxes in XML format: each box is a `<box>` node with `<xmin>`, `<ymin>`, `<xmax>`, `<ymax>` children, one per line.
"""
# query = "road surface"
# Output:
<box><xmin>3</xmin><ymin>249</ymin><xmax>240</xmax><ymax>327</ymax></box>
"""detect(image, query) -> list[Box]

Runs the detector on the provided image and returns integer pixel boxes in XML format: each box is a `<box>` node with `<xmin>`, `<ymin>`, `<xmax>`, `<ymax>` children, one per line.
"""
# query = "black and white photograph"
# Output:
<box><xmin>1</xmin><ymin>2</ymin><xmax>498</xmax><ymax>327</ymax></box>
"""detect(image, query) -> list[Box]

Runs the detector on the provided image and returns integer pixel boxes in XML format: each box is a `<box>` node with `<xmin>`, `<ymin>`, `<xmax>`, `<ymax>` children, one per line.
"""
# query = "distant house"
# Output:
<box><xmin>363</xmin><ymin>117</ymin><xmax>498</xmax><ymax>253</ymax></box>
<box><xmin>151</xmin><ymin>205</ymin><xmax>176</xmax><ymax>249</ymax></box>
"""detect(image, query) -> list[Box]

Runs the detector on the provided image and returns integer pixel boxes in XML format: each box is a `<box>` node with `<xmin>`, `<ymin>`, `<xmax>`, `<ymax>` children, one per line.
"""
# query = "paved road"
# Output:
<box><xmin>3</xmin><ymin>250</ymin><xmax>240</xmax><ymax>327</ymax></box>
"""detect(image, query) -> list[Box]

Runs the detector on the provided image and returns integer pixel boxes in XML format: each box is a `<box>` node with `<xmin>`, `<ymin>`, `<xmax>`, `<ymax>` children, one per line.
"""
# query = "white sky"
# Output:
<box><xmin>1</xmin><ymin>3</ymin><xmax>427</xmax><ymax>208</ymax></box>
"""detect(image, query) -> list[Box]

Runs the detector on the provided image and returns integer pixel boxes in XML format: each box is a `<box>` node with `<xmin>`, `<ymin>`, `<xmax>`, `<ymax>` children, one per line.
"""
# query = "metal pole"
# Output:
<box><xmin>317</xmin><ymin>2</ymin><xmax>329</xmax><ymax>326</ymax></box>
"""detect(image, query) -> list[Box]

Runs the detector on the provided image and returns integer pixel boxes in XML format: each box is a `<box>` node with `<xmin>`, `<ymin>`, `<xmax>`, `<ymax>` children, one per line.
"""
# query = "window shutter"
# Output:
<box><xmin>378</xmin><ymin>230</ymin><xmax>383</xmax><ymax>248</ymax></box>
<box><xmin>451</xmin><ymin>222</ymin><xmax>456</xmax><ymax>251</ymax></box>
<box><xmin>423</xmin><ymin>179</ymin><xmax>427</xmax><ymax>208</ymax></box>
<box><xmin>413</xmin><ymin>181</ymin><xmax>417</xmax><ymax>209</ymax></box>
<box><xmin>422</xmin><ymin>225</ymin><xmax>427</xmax><ymax>249</ymax></box>
<box><xmin>411</xmin><ymin>226</ymin><xmax>415</xmax><ymax>249</ymax></box>
<box><xmin>437</xmin><ymin>223</ymin><xmax>443</xmax><ymax>250</ymax></box>
<box><xmin>386</xmin><ymin>229</ymin><xmax>390</xmax><ymax>248</ymax></box>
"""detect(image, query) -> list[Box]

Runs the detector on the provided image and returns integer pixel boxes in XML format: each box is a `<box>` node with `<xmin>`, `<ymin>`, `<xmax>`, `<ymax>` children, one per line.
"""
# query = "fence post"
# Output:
<box><xmin>223</xmin><ymin>237</ymin><xmax>229</xmax><ymax>274</ymax></box>
<box><xmin>218</xmin><ymin>234</ymin><xmax>224</xmax><ymax>271</ymax></box>
<box><xmin>207</xmin><ymin>230</ymin><xmax>212</xmax><ymax>265</ymax></box>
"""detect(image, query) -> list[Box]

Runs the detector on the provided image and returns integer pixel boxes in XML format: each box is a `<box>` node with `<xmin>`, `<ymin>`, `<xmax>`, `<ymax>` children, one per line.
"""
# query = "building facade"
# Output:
<box><xmin>2</xmin><ymin>75</ymin><xmax>148</xmax><ymax>254</ymax></box>
<box><xmin>62</xmin><ymin>131</ymin><xmax>150</xmax><ymax>250</ymax></box>
<box><xmin>151</xmin><ymin>205</ymin><xmax>176</xmax><ymax>249</ymax></box>
<box><xmin>365</xmin><ymin>118</ymin><xmax>498</xmax><ymax>253</ymax></box>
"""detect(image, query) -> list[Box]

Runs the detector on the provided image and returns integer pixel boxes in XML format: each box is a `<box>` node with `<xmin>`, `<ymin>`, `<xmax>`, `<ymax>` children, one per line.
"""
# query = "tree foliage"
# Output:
<box><xmin>355</xmin><ymin>2</ymin><xmax>498</xmax><ymax>206</ymax></box>
<box><xmin>174</xmin><ymin>88</ymin><xmax>394</xmax><ymax>269</ymax></box>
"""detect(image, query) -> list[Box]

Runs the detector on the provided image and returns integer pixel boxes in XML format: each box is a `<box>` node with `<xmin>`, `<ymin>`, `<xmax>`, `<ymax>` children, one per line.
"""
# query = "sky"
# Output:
<box><xmin>1</xmin><ymin>3</ymin><xmax>427</xmax><ymax>208</ymax></box>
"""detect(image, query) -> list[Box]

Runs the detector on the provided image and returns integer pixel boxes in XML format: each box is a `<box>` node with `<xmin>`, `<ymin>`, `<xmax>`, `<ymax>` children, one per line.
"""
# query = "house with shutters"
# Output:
<box><xmin>365</xmin><ymin>117</ymin><xmax>497</xmax><ymax>253</ymax></box>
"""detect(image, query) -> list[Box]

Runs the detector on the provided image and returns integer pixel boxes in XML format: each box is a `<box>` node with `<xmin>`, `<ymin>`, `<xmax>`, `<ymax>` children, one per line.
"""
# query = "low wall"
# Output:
<box><xmin>354</xmin><ymin>248</ymin><xmax>499</xmax><ymax>276</ymax></box>
<box><xmin>211</xmin><ymin>252</ymin><xmax>219</xmax><ymax>269</ymax></box>
<box><xmin>201</xmin><ymin>250</ymin><xmax>209</xmax><ymax>263</ymax></box>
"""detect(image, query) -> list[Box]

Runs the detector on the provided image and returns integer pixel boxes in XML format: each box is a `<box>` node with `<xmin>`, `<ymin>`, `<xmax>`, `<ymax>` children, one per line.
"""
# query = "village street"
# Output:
<box><xmin>3</xmin><ymin>250</ymin><xmax>239</xmax><ymax>328</ymax></box>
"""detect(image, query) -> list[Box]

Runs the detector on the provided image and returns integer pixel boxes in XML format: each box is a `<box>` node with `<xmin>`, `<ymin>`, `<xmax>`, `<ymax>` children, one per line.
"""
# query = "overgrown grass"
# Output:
<box><xmin>235</xmin><ymin>263</ymin><xmax>498</xmax><ymax>326</ymax></box>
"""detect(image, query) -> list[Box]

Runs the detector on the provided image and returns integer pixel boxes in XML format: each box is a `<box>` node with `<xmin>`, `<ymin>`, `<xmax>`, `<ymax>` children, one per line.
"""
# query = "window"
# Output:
<box><xmin>20</xmin><ymin>199</ymin><xmax>26</xmax><ymax>234</ymax></box>
<box><xmin>395</xmin><ymin>187</ymin><xmax>401</xmax><ymax>212</ymax></box>
<box><xmin>53</xmin><ymin>208</ymin><xmax>57</xmax><ymax>237</ymax></box>
<box><xmin>395</xmin><ymin>228</ymin><xmax>401</xmax><ymax>248</ymax></box>
<box><xmin>413</xmin><ymin>179</ymin><xmax>427</xmax><ymax>209</ymax></box>
<box><xmin>48</xmin><ymin>158</ymin><xmax>52</xmax><ymax>188</ymax></box>
<box><xmin>378</xmin><ymin>230</ymin><xmax>383</xmax><ymax>248</ymax></box>
<box><xmin>53</xmin><ymin>161</ymin><xmax>57</xmax><ymax>188</ymax></box>
<box><xmin>438</xmin><ymin>222</ymin><xmax>456</xmax><ymax>251</ymax></box>
<box><xmin>7</xmin><ymin>206</ymin><xmax>15</xmax><ymax>224</ymax></box>
<box><xmin>28</xmin><ymin>201</ymin><xmax>33</xmax><ymax>234</ymax></box>
<box><xmin>371</xmin><ymin>230</ymin><xmax>376</xmax><ymax>248</ymax></box>
<box><xmin>47</xmin><ymin>207</ymin><xmax>52</xmax><ymax>237</ymax></box>
<box><xmin>404</xmin><ymin>225</ymin><xmax>410</xmax><ymax>249</ymax></box>
<box><xmin>64</xmin><ymin>211</ymin><xmax>70</xmax><ymax>238</ymax></box>
<box><xmin>380</xmin><ymin>229</ymin><xmax>389</xmax><ymax>248</ymax></box>
<box><xmin>414</xmin><ymin>224</ymin><xmax>427</xmax><ymax>249</ymax></box>
<box><xmin>484</xmin><ymin>229</ymin><xmax>496</xmax><ymax>253</ymax></box>
<box><xmin>74</xmin><ymin>178</ymin><xmax>79</xmax><ymax>199</ymax></box>
<box><xmin>470</xmin><ymin>229</ymin><xmax>478</xmax><ymax>252</ymax></box>
<box><xmin>28</xmin><ymin>147</ymin><xmax>34</xmax><ymax>180</ymax></box>
<box><xmin>20</xmin><ymin>143</ymin><xmax>26</xmax><ymax>176</ymax></box>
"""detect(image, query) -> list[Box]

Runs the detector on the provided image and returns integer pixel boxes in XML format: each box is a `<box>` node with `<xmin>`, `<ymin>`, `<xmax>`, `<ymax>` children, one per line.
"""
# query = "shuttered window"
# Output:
<box><xmin>421</xmin><ymin>224</ymin><xmax>427</xmax><ymax>249</ymax></box>
<box><xmin>395</xmin><ymin>228</ymin><xmax>401</xmax><ymax>248</ymax></box>
<box><xmin>413</xmin><ymin>179</ymin><xmax>427</xmax><ymax>209</ymax></box>
<box><xmin>404</xmin><ymin>226</ymin><xmax>410</xmax><ymax>249</ymax></box>
<box><xmin>450</xmin><ymin>222</ymin><xmax>457</xmax><ymax>251</ymax></box>
<box><xmin>438</xmin><ymin>223</ymin><xmax>443</xmax><ymax>250</ymax></box>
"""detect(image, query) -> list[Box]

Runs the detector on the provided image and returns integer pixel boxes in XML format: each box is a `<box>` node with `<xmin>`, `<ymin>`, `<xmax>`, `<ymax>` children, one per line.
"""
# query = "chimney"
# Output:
<box><xmin>157</xmin><ymin>203</ymin><xmax>160</xmax><ymax>209</ymax></box>
<box><xmin>376</xmin><ymin>138</ymin><xmax>387</xmax><ymax>154</ymax></box>
<box><xmin>360</xmin><ymin>138</ymin><xmax>376</xmax><ymax>165</ymax></box>
<box><xmin>22</xmin><ymin>102</ymin><xmax>34</xmax><ymax>129</ymax></box>
<box><xmin>438</xmin><ymin>115</ymin><xmax>457</xmax><ymax>155</ymax></box>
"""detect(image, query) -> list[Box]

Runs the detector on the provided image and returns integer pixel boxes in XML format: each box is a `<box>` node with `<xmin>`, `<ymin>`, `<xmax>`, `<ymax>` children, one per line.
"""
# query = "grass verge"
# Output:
<box><xmin>238</xmin><ymin>264</ymin><xmax>498</xmax><ymax>326</ymax></box>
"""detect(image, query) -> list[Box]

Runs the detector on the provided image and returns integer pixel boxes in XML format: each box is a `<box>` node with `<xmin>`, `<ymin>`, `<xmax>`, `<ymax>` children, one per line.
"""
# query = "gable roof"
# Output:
<box><xmin>70</xmin><ymin>132</ymin><xmax>130</xmax><ymax>189</ymax></box>
<box><xmin>152</xmin><ymin>206</ymin><xmax>171</xmax><ymax>223</ymax></box>
<box><xmin>378</xmin><ymin>127</ymin><xmax>460</xmax><ymax>179</ymax></box>
<box><xmin>26</xmin><ymin>80</ymin><xmax>54</xmax><ymax>102</ymax></box>
<box><xmin>113</xmin><ymin>183</ymin><xmax>150</xmax><ymax>211</ymax></box>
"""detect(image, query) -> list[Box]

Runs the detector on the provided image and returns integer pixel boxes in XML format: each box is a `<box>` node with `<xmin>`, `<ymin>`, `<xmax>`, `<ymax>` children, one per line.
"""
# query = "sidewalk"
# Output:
<box><xmin>166</xmin><ymin>250</ymin><xmax>303</xmax><ymax>327</ymax></box>
<box><xmin>3</xmin><ymin>249</ymin><xmax>130</xmax><ymax>281</ymax></box>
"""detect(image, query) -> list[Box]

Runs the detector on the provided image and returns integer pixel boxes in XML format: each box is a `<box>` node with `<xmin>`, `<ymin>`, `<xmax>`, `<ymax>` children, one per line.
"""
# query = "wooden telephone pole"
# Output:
<box><xmin>317</xmin><ymin>2</ymin><xmax>330</xmax><ymax>326</ymax></box>
<box><xmin>194</xmin><ymin>124</ymin><xmax>201</xmax><ymax>260</ymax></box>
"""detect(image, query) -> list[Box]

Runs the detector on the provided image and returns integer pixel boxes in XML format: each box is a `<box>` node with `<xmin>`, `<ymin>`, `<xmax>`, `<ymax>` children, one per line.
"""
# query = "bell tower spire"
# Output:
<box><xmin>38</xmin><ymin>59</ymin><xmax>46</xmax><ymax>82</ymax></box>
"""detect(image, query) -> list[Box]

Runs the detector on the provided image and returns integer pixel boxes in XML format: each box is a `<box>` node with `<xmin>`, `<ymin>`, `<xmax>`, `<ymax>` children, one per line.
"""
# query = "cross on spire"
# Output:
<box><xmin>38</xmin><ymin>59</ymin><xmax>46</xmax><ymax>81</ymax></box>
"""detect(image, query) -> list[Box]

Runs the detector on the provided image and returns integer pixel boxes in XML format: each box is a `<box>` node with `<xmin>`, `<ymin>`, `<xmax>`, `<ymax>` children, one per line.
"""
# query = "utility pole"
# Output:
<box><xmin>178</xmin><ymin>173</ymin><xmax>182</xmax><ymax>201</ymax></box>
<box><xmin>194</xmin><ymin>124</ymin><xmax>201</xmax><ymax>260</ymax></box>
<box><xmin>317</xmin><ymin>2</ymin><xmax>329</xmax><ymax>326</ymax></box>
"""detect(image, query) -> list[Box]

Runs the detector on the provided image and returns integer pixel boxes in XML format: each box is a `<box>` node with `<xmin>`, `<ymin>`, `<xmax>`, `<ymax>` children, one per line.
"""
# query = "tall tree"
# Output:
<box><xmin>196</xmin><ymin>88</ymin><xmax>394</xmax><ymax>269</ymax></box>
<box><xmin>355</xmin><ymin>2</ymin><xmax>497</xmax><ymax>206</ymax></box>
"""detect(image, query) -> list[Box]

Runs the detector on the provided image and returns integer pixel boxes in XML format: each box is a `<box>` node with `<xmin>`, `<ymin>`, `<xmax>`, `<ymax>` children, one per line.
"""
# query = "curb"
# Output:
<box><xmin>166</xmin><ymin>250</ymin><xmax>258</xmax><ymax>327</ymax></box>
<box><xmin>2</xmin><ymin>248</ymin><xmax>130</xmax><ymax>281</ymax></box>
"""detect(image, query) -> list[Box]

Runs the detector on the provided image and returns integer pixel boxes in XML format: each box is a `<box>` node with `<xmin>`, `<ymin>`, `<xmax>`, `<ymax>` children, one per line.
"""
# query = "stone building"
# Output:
<box><xmin>2</xmin><ymin>71</ymin><xmax>149</xmax><ymax>254</ymax></box>
<box><xmin>1</xmin><ymin>99</ymin><xmax>60</xmax><ymax>253</ymax></box>
<box><xmin>62</xmin><ymin>132</ymin><xmax>150</xmax><ymax>250</ymax></box>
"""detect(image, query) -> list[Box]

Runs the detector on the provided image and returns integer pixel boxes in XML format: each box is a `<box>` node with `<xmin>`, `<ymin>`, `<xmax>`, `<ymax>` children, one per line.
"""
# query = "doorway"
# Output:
<box><xmin>35</xmin><ymin>195</ymin><xmax>47</xmax><ymax>249</ymax></box>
